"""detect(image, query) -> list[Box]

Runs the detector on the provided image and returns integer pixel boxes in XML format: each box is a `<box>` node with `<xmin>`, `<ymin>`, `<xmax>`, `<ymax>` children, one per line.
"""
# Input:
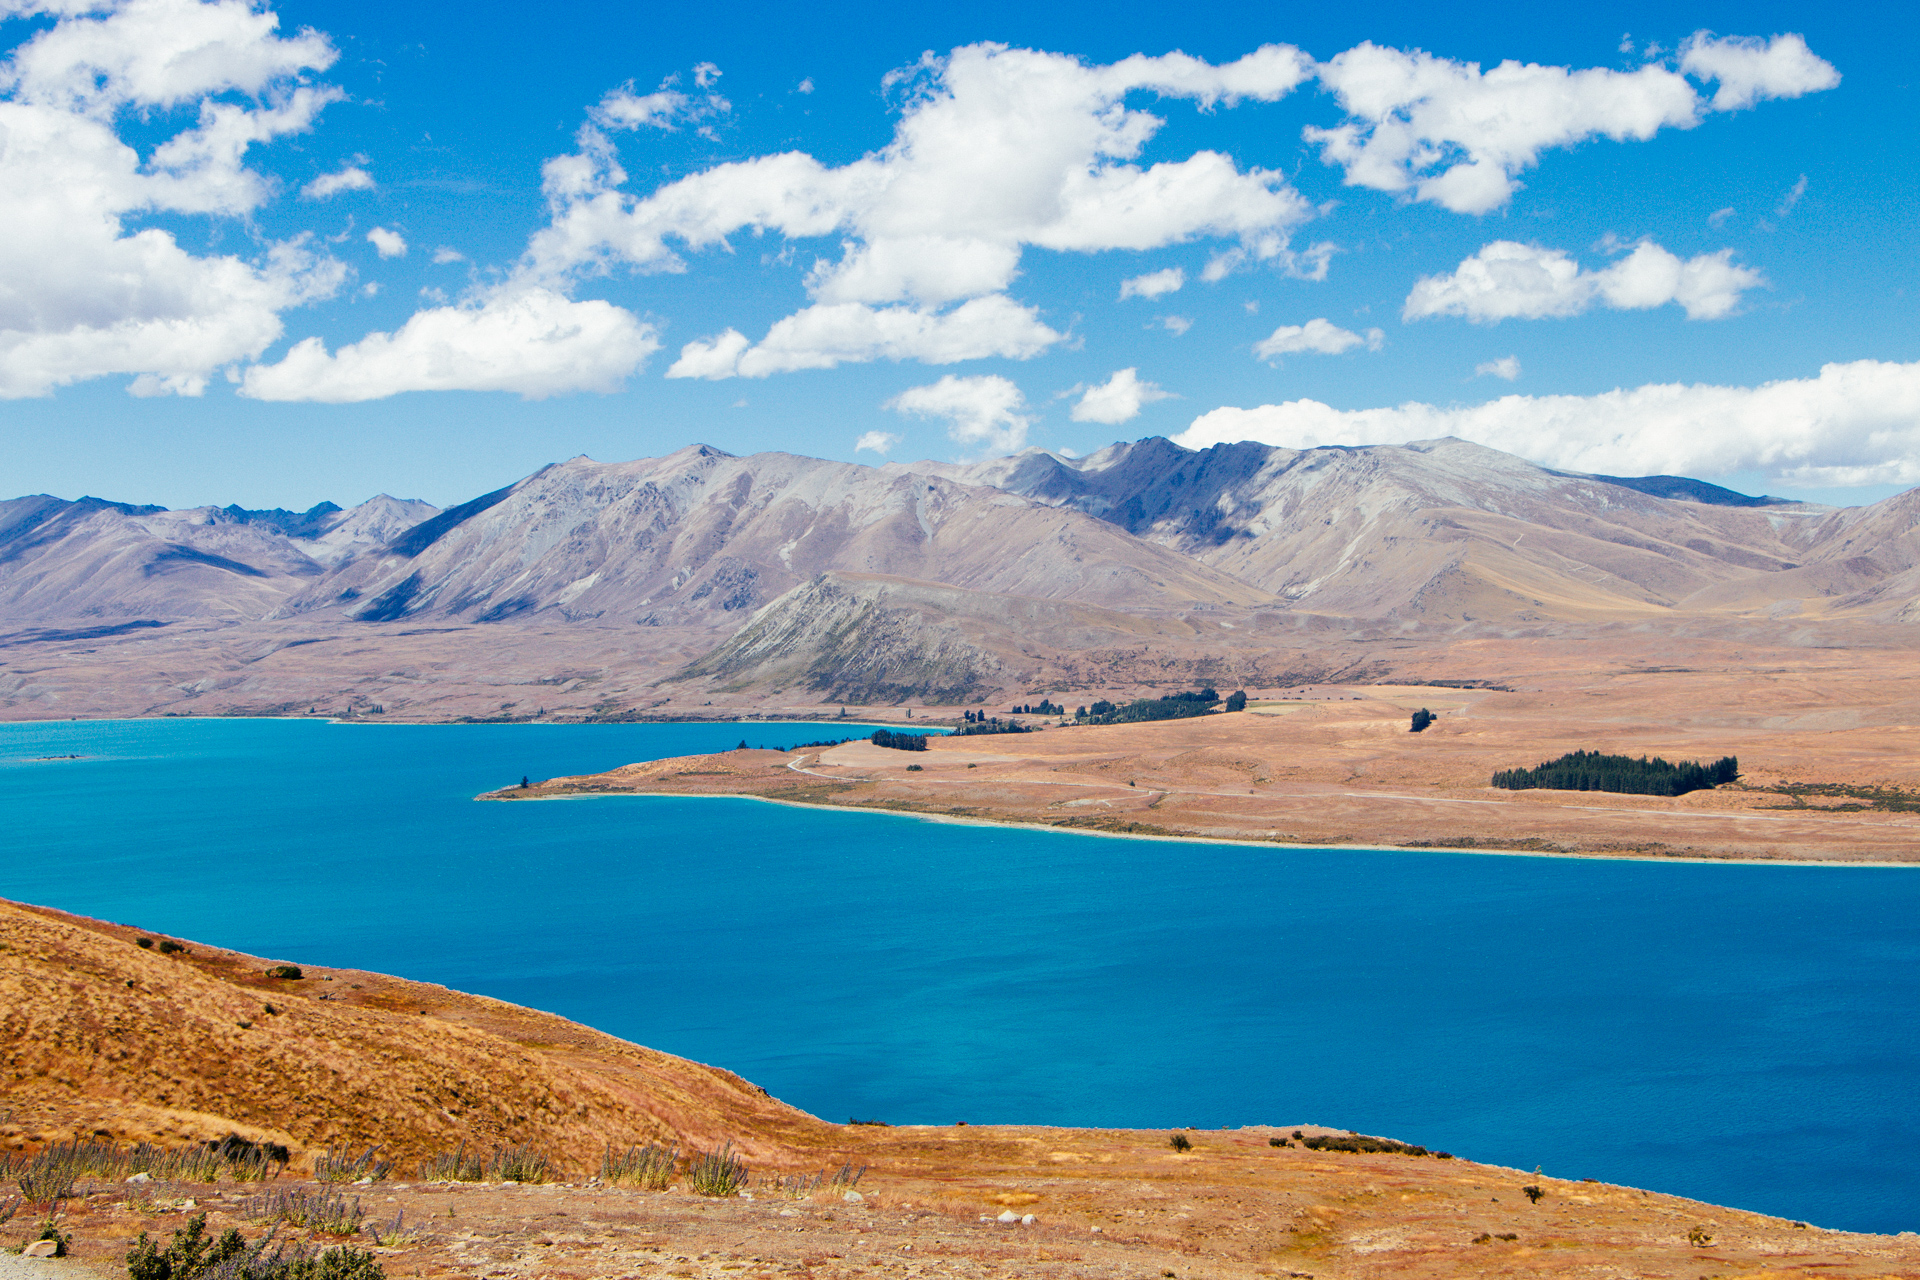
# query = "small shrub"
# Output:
<box><xmin>600</xmin><ymin>1144</ymin><xmax>676</xmax><ymax>1191</ymax></box>
<box><xmin>136</xmin><ymin>937</ymin><xmax>154</xmax><ymax>949</ymax></box>
<box><xmin>1688</xmin><ymin>1225</ymin><xmax>1714</xmax><ymax>1246</ymax></box>
<box><xmin>129</xmin><ymin>1214</ymin><xmax>386</xmax><ymax>1280</ymax></box>
<box><xmin>686</xmin><ymin>1144</ymin><xmax>748</xmax><ymax>1197</ymax></box>
<box><xmin>1410</xmin><ymin>708</ymin><xmax>1435</xmax><ymax>733</ymax></box>
<box><xmin>265</xmin><ymin>965</ymin><xmax>303</xmax><ymax>981</ymax></box>
<box><xmin>158</xmin><ymin>940</ymin><xmax>185</xmax><ymax>955</ymax></box>
<box><xmin>29</xmin><ymin>1214</ymin><xmax>71</xmax><ymax>1256</ymax></box>
<box><xmin>1522</xmin><ymin>1184</ymin><xmax>1544</xmax><ymax>1203</ymax></box>
<box><xmin>17</xmin><ymin>1144</ymin><xmax>81</xmax><ymax>1202</ymax></box>
<box><xmin>1168</xmin><ymin>1133</ymin><xmax>1192</xmax><ymax>1152</ymax></box>
<box><xmin>1268</xmin><ymin>1137</ymin><xmax>1289</xmax><ymax>1148</ymax></box>
<box><xmin>363</xmin><ymin>1209</ymin><xmax>417</xmax><ymax>1247</ymax></box>
<box><xmin>905</xmin><ymin>763</ymin><xmax>924</xmax><ymax>771</ymax></box>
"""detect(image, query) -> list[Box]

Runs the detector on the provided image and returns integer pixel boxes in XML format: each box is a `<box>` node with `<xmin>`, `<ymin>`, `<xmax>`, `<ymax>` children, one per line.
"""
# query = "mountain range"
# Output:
<box><xmin>4</xmin><ymin>436</ymin><xmax>1917</xmax><ymax>717</ymax></box>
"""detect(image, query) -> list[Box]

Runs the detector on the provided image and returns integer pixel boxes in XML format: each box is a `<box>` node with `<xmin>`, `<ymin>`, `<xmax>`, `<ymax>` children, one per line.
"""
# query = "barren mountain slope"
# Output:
<box><xmin>0</xmin><ymin>495</ymin><xmax>438</xmax><ymax>624</ymax></box>
<box><xmin>278</xmin><ymin>447</ymin><xmax>1271</xmax><ymax>630</ymax></box>
<box><xmin>911</xmin><ymin>438</ymin><xmax>1859</xmax><ymax>619</ymax></box>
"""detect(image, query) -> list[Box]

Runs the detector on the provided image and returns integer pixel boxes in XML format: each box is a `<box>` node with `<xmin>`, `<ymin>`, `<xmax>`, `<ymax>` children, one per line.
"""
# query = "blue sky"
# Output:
<box><xmin>0</xmin><ymin>0</ymin><xmax>1914</xmax><ymax>509</ymax></box>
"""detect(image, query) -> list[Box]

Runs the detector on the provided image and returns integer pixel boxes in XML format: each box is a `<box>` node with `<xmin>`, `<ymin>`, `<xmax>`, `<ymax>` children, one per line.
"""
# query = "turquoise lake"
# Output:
<box><xmin>3</xmin><ymin>717</ymin><xmax>1916</xmax><ymax>1233</ymax></box>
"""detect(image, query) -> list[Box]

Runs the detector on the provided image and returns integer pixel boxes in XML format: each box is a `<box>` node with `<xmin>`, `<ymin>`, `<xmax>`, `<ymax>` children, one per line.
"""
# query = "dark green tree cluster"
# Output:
<box><xmin>1008</xmin><ymin>700</ymin><xmax>1065</xmax><ymax>715</ymax></box>
<box><xmin>1491</xmin><ymin>750</ymin><xmax>1738</xmax><ymax>796</ymax></box>
<box><xmin>1075</xmin><ymin>689</ymin><xmax>1222</xmax><ymax>726</ymax></box>
<box><xmin>870</xmin><ymin>729</ymin><xmax>929</xmax><ymax>752</ymax></box>
<box><xmin>1410</xmin><ymin>708</ymin><xmax>1436</xmax><ymax>732</ymax></box>
<box><xmin>1224</xmin><ymin>690</ymin><xmax>1248</xmax><ymax>713</ymax></box>
<box><xmin>954</xmin><ymin>713</ymin><xmax>1030</xmax><ymax>736</ymax></box>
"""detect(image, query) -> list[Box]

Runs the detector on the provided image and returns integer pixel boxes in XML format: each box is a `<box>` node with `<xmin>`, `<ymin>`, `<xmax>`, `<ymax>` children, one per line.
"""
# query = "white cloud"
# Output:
<box><xmin>0</xmin><ymin>0</ymin><xmax>346</xmax><ymax>397</ymax></box>
<box><xmin>527</xmin><ymin>43</ymin><xmax>1316</xmax><ymax>374</ymax></box>
<box><xmin>666</xmin><ymin>294</ymin><xmax>1061</xmax><ymax>379</ymax></box>
<box><xmin>1405</xmin><ymin>240</ymin><xmax>1764</xmax><ymax>323</ymax></box>
<box><xmin>1173</xmin><ymin>359</ymin><xmax>1920</xmax><ymax>488</ymax></box>
<box><xmin>1475</xmin><ymin>355</ymin><xmax>1521</xmax><ymax>380</ymax></box>
<box><xmin>589</xmin><ymin>67</ymin><xmax>730</xmax><ymax>132</ymax></box>
<box><xmin>432</xmin><ymin>246</ymin><xmax>465</xmax><ymax>264</ymax></box>
<box><xmin>1678</xmin><ymin>32</ymin><xmax>1839</xmax><ymax>111</ymax></box>
<box><xmin>854</xmin><ymin>429</ymin><xmax>902</xmax><ymax>454</ymax></box>
<box><xmin>239</xmin><ymin>287</ymin><xmax>660</xmax><ymax>402</ymax></box>
<box><xmin>1157</xmin><ymin>315</ymin><xmax>1192</xmax><ymax>335</ymax></box>
<box><xmin>1776</xmin><ymin>174</ymin><xmax>1807</xmax><ymax>216</ymax></box>
<box><xmin>1708</xmin><ymin>206</ymin><xmax>1735</xmax><ymax>228</ymax></box>
<box><xmin>1307</xmin><ymin>33</ymin><xmax>1838</xmax><ymax>213</ymax></box>
<box><xmin>797</xmin><ymin>77</ymin><xmax>815</xmax><ymax>95</ymax></box>
<box><xmin>885</xmin><ymin>373</ymin><xmax>1032</xmax><ymax>454</ymax></box>
<box><xmin>366</xmin><ymin>226</ymin><xmax>407</xmax><ymax>259</ymax></box>
<box><xmin>301</xmin><ymin>163</ymin><xmax>372</xmax><ymax>199</ymax></box>
<box><xmin>1120</xmin><ymin>267</ymin><xmax>1184</xmax><ymax>299</ymax></box>
<box><xmin>1253</xmin><ymin>317</ymin><xmax>1381</xmax><ymax>360</ymax></box>
<box><xmin>1071</xmin><ymin>367</ymin><xmax>1173</xmax><ymax>424</ymax></box>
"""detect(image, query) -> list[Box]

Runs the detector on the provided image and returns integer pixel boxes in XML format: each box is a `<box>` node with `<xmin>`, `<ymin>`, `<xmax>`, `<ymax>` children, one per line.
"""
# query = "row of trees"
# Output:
<box><xmin>870</xmin><ymin>729</ymin><xmax>929</xmax><ymax>752</ymax></box>
<box><xmin>1075</xmin><ymin>688</ymin><xmax>1246</xmax><ymax>726</ymax></box>
<box><xmin>1491</xmin><ymin>750</ymin><xmax>1738</xmax><ymax>796</ymax></box>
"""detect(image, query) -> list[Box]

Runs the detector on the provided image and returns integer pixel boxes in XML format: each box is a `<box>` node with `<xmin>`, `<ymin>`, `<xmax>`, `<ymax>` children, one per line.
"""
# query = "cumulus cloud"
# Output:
<box><xmin>1157</xmin><ymin>315</ymin><xmax>1192</xmax><ymax>335</ymax></box>
<box><xmin>528</xmin><ymin>42</ymin><xmax>1316</xmax><ymax>375</ymax></box>
<box><xmin>1071</xmin><ymin>367</ymin><xmax>1173</xmax><ymax>424</ymax></box>
<box><xmin>301</xmin><ymin>163</ymin><xmax>372</xmax><ymax>199</ymax></box>
<box><xmin>885</xmin><ymin>373</ymin><xmax>1032</xmax><ymax>453</ymax></box>
<box><xmin>589</xmin><ymin>66</ymin><xmax>731</xmax><ymax>132</ymax></box>
<box><xmin>666</xmin><ymin>295</ymin><xmax>1060</xmax><ymax>379</ymax></box>
<box><xmin>1120</xmin><ymin>267</ymin><xmax>1184</xmax><ymax>299</ymax></box>
<box><xmin>1475</xmin><ymin>355</ymin><xmax>1521</xmax><ymax>380</ymax></box>
<box><xmin>854</xmin><ymin>429</ymin><xmax>902</xmax><ymax>454</ymax></box>
<box><xmin>1307</xmin><ymin>33</ymin><xmax>1837</xmax><ymax>213</ymax></box>
<box><xmin>1173</xmin><ymin>359</ymin><xmax>1920</xmax><ymax>488</ymax></box>
<box><xmin>0</xmin><ymin>0</ymin><xmax>347</xmax><ymax>397</ymax></box>
<box><xmin>238</xmin><ymin>287</ymin><xmax>659</xmax><ymax>402</ymax></box>
<box><xmin>1253</xmin><ymin>317</ymin><xmax>1381</xmax><ymax>360</ymax></box>
<box><xmin>366</xmin><ymin>226</ymin><xmax>407</xmax><ymax>259</ymax></box>
<box><xmin>1405</xmin><ymin>240</ymin><xmax>1764</xmax><ymax>323</ymax></box>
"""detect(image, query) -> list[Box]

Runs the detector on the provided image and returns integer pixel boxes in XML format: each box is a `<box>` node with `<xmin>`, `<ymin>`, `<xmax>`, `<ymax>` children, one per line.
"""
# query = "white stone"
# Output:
<box><xmin>997</xmin><ymin>1209</ymin><xmax>1018</xmax><ymax>1223</ymax></box>
<box><xmin>23</xmin><ymin>1240</ymin><xmax>59</xmax><ymax>1257</ymax></box>
<box><xmin>1021</xmin><ymin>1214</ymin><xmax>1036</xmax><ymax>1226</ymax></box>
<box><xmin>842</xmin><ymin>1191</ymin><xmax>864</xmax><ymax>1204</ymax></box>
<box><xmin>126</xmin><ymin>1172</ymin><xmax>153</xmax><ymax>1183</ymax></box>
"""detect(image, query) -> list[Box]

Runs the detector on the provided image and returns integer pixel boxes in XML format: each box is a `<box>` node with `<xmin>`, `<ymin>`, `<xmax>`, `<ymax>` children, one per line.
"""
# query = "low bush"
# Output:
<box><xmin>1410</xmin><ymin>708</ymin><xmax>1435</xmax><ymax>732</ymax></box>
<box><xmin>686</xmin><ymin>1144</ymin><xmax>748</xmax><ymax>1197</ymax></box>
<box><xmin>128</xmin><ymin>1213</ymin><xmax>385</xmax><ymax>1280</ymax></box>
<box><xmin>264</xmin><ymin>966</ymin><xmax>303</xmax><ymax>981</ymax></box>
<box><xmin>158</xmin><ymin>940</ymin><xmax>186</xmax><ymax>955</ymax></box>
<box><xmin>1167</xmin><ymin>1133</ymin><xmax>1192</xmax><ymax>1152</ymax></box>
<box><xmin>136</xmin><ymin>937</ymin><xmax>154</xmax><ymax>949</ymax></box>
<box><xmin>417</xmin><ymin>1145</ymin><xmax>487</xmax><ymax>1183</ymax></box>
<box><xmin>1299</xmin><ymin>1133</ymin><xmax>1434</xmax><ymax>1157</ymax></box>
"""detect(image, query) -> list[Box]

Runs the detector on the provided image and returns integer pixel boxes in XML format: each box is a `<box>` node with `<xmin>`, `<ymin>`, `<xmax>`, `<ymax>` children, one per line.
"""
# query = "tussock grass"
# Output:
<box><xmin>600</xmin><ymin>1143</ymin><xmax>677</xmax><ymax>1190</ymax></box>
<box><xmin>241</xmin><ymin>1188</ymin><xmax>366</xmax><ymax>1235</ymax></box>
<box><xmin>687</xmin><ymin>1144</ymin><xmax>748</xmax><ymax>1197</ymax></box>
<box><xmin>311</xmin><ymin>1145</ymin><xmax>394</xmax><ymax>1184</ymax></box>
<box><xmin>415</xmin><ymin>1143</ymin><xmax>551</xmax><ymax>1184</ymax></box>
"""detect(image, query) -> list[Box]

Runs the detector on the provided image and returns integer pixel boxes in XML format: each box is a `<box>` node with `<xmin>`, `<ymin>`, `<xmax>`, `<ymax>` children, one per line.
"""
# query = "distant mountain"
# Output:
<box><xmin>907</xmin><ymin>437</ymin><xmax>1841</xmax><ymax>620</ymax></box>
<box><xmin>5</xmin><ymin>437</ymin><xmax>1920</xmax><ymax>715</ymax></box>
<box><xmin>0</xmin><ymin>494</ymin><xmax>437</xmax><ymax>623</ymax></box>
<box><xmin>272</xmin><ymin>447</ymin><xmax>1269</xmax><ymax>630</ymax></box>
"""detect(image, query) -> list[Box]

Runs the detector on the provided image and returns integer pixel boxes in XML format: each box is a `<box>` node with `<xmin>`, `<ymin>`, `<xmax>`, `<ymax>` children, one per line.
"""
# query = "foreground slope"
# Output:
<box><xmin>8</xmin><ymin>899</ymin><xmax>1916</xmax><ymax>1280</ymax></box>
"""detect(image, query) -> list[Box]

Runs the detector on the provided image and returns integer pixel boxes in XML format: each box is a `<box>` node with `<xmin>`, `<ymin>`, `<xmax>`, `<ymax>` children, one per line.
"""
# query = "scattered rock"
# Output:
<box><xmin>997</xmin><ymin>1210</ymin><xmax>1018</xmax><ymax>1223</ymax></box>
<box><xmin>23</xmin><ymin>1240</ymin><xmax>59</xmax><ymax>1258</ymax></box>
<box><xmin>842</xmin><ymin>1191</ymin><xmax>864</xmax><ymax>1204</ymax></box>
<box><xmin>1021</xmin><ymin>1214</ymin><xmax>1037</xmax><ymax>1226</ymax></box>
<box><xmin>127</xmin><ymin>1171</ymin><xmax>153</xmax><ymax>1183</ymax></box>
